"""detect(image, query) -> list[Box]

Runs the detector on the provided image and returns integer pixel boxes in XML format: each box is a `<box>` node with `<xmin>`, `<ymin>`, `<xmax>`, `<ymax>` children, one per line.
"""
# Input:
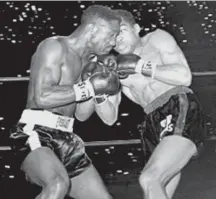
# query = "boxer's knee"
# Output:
<box><xmin>42</xmin><ymin>175</ymin><xmax>70</xmax><ymax>198</ymax></box>
<box><xmin>139</xmin><ymin>166</ymin><xmax>163</xmax><ymax>191</ymax></box>
<box><xmin>53</xmin><ymin>175</ymin><xmax>70</xmax><ymax>194</ymax></box>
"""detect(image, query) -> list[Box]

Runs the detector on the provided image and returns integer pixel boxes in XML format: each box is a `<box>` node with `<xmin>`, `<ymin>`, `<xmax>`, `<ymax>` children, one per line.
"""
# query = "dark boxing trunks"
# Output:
<box><xmin>140</xmin><ymin>86</ymin><xmax>205</xmax><ymax>159</ymax></box>
<box><xmin>9</xmin><ymin>109</ymin><xmax>91</xmax><ymax>178</ymax></box>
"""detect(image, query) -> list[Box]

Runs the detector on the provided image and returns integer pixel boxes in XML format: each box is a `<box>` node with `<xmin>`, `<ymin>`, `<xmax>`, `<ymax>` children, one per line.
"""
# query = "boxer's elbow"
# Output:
<box><xmin>102</xmin><ymin>118</ymin><xmax>116</xmax><ymax>126</ymax></box>
<box><xmin>35</xmin><ymin>97</ymin><xmax>47</xmax><ymax>108</ymax></box>
<box><xmin>75</xmin><ymin>111</ymin><xmax>92</xmax><ymax>122</ymax></box>
<box><xmin>101</xmin><ymin>112</ymin><xmax>118</xmax><ymax>126</ymax></box>
<box><xmin>182</xmin><ymin>70</ymin><xmax>192</xmax><ymax>86</ymax></box>
<box><xmin>35</xmin><ymin>94</ymin><xmax>51</xmax><ymax>108</ymax></box>
<box><xmin>176</xmin><ymin>66</ymin><xmax>192</xmax><ymax>86</ymax></box>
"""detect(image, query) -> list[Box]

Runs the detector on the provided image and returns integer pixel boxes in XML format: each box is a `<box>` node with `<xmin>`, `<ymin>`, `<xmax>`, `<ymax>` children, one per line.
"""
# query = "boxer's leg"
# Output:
<box><xmin>139</xmin><ymin>135</ymin><xmax>197</xmax><ymax>199</ymax></box>
<box><xmin>165</xmin><ymin>172</ymin><xmax>181</xmax><ymax>198</ymax></box>
<box><xmin>22</xmin><ymin>147</ymin><xmax>70</xmax><ymax>199</ymax></box>
<box><xmin>68</xmin><ymin>164</ymin><xmax>112</xmax><ymax>199</ymax></box>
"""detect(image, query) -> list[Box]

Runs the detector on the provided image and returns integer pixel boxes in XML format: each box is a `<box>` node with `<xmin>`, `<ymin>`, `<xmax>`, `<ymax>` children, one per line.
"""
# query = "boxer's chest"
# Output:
<box><xmin>59</xmin><ymin>50</ymin><xmax>82</xmax><ymax>85</ymax></box>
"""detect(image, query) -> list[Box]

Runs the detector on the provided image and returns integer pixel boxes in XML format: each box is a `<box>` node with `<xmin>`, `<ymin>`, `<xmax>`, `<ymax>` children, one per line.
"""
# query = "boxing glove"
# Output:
<box><xmin>97</xmin><ymin>54</ymin><xmax>118</xmax><ymax>71</ymax></box>
<box><xmin>74</xmin><ymin>70</ymin><xmax>120</xmax><ymax>102</ymax></box>
<box><xmin>81</xmin><ymin>61</ymin><xmax>107</xmax><ymax>81</ymax></box>
<box><xmin>116</xmin><ymin>54</ymin><xmax>157</xmax><ymax>79</ymax></box>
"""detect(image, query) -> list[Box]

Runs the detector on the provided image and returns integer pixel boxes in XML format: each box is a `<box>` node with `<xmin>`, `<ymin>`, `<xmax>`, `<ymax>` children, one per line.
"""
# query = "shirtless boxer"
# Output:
<box><xmin>97</xmin><ymin>9</ymin><xmax>205</xmax><ymax>199</ymax></box>
<box><xmin>9</xmin><ymin>5</ymin><xmax>121</xmax><ymax>199</ymax></box>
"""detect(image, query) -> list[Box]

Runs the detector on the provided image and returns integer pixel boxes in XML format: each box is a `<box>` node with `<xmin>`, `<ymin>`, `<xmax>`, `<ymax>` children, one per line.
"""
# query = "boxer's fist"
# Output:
<box><xmin>116</xmin><ymin>54</ymin><xmax>142</xmax><ymax>79</ymax></box>
<box><xmin>74</xmin><ymin>70</ymin><xmax>120</xmax><ymax>102</ymax></box>
<box><xmin>89</xmin><ymin>70</ymin><xmax>120</xmax><ymax>96</ymax></box>
<box><xmin>116</xmin><ymin>53</ymin><xmax>157</xmax><ymax>79</ymax></box>
<box><xmin>97</xmin><ymin>54</ymin><xmax>118</xmax><ymax>71</ymax></box>
<box><xmin>81</xmin><ymin>62</ymin><xmax>107</xmax><ymax>81</ymax></box>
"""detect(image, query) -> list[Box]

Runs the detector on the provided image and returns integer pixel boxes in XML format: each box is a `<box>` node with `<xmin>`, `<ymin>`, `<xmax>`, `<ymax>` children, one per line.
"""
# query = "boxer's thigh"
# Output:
<box><xmin>142</xmin><ymin>135</ymin><xmax>197</xmax><ymax>184</ymax></box>
<box><xmin>21</xmin><ymin>146</ymin><xmax>69</xmax><ymax>187</ymax></box>
<box><xmin>68</xmin><ymin>164</ymin><xmax>111</xmax><ymax>199</ymax></box>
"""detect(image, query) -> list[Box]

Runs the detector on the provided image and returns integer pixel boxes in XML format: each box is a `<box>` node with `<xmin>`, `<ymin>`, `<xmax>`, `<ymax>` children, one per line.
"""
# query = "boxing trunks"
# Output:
<box><xmin>140</xmin><ymin>86</ymin><xmax>205</xmax><ymax>160</ymax></box>
<box><xmin>9</xmin><ymin>109</ymin><xmax>91</xmax><ymax>178</ymax></box>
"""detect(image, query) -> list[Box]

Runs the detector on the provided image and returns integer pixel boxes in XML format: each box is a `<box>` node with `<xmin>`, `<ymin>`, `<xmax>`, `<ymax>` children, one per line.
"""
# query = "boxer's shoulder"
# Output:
<box><xmin>147</xmin><ymin>29</ymin><xmax>177</xmax><ymax>52</ymax></box>
<box><xmin>36</xmin><ymin>36</ymin><xmax>64</xmax><ymax>56</ymax></box>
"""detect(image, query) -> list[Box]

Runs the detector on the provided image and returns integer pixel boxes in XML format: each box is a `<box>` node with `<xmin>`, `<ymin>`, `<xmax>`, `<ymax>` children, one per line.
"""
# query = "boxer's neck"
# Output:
<box><xmin>66</xmin><ymin>27</ymin><xmax>92</xmax><ymax>57</ymax></box>
<box><xmin>133</xmin><ymin>38</ymin><xmax>144</xmax><ymax>56</ymax></box>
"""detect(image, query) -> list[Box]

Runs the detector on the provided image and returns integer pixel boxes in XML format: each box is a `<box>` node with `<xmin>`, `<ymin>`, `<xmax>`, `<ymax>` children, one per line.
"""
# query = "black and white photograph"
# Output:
<box><xmin>0</xmin><ymin>1</ymin><xmax>216</xmax><ymax>199</ymax></box>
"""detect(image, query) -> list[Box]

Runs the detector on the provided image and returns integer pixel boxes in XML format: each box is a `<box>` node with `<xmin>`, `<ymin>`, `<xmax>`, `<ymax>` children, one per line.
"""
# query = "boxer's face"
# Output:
<box><xmin>114</xmin><ymin>20</ymin><xmax>139</xmax><ymax>54</ymax></box>
<box><xmin>90</xmin><ymin>19</ymin><xmax>120</xmax><ymax>55</ymax></box>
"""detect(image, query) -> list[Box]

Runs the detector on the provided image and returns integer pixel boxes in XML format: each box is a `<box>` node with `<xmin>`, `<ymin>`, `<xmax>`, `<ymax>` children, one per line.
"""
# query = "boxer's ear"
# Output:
<box><xmin>134</xmin><ymin>23</ymin><xmax>141</xmax><ymax>35</ymax></box>
<box><xmin>85</xmin><ymin>23</ymin><xmax>98</xmax><ymax>38</ymax></box>
<box><xmin>87</xmin><ymin>23</ymin><xmax>98</xmax><ymax>34</ymax></box>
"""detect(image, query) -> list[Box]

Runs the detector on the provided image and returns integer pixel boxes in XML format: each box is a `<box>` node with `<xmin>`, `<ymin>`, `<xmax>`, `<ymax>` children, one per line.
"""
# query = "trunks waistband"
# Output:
<box><xmin>19</xmin><ymin>109</ymin><xmax>74</xmax><ymax>133</ymax></box>
<box><xmin>144</xmin><ymin>86</ymin><xmax>193</xmax><ymax>114</ymax></box>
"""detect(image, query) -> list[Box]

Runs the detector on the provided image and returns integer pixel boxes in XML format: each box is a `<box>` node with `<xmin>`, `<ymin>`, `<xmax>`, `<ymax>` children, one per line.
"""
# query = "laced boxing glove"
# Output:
<box><xmin>82</xmin><ymin>54</ymin><xmax>119</xmax><ymax>104</ymax></box>
<box><xmin>74</xmin><ymin>69</ymin><xmax>120</xmax><ymax>102</ymax></box>
<box><xmin>116</xmin><ymin>53</ymin><xmax>157</xmax><ymax>79</ymax></box>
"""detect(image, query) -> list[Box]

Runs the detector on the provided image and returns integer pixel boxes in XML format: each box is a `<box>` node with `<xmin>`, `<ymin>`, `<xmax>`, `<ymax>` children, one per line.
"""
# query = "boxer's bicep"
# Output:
<box><xmin>160</xmin><ymin>45</ymin><xmax>189</xmax><ymax>69</ymax></box>
<box><xmin>35</xmin><ymin>40</ymin><xmax>63</xmax><ymax>99</ymax></box>
<box><xmin>152</xmin><ymin>30</ymin><xmax>190</xmax><ymax>70</ymax></box>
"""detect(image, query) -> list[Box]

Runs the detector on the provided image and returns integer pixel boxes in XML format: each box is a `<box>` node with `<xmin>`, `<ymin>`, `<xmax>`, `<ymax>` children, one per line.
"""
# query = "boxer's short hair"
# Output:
<box><xmin>115</xmin><ymin>9</ymin><xmax>136</xmax><ymax>26</ymax></box>
<box><xmin>81</xmin><ymin>5</ymin><xmax>121</xmax><ymax>25</ymax></box>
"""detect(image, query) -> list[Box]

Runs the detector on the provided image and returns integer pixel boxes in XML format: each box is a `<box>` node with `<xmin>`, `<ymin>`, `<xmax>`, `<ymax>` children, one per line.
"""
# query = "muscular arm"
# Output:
<box><xmin>95</xmin><ymin>92</ymin><xmax>121</xmax><ymax>126</ymax></box>
<box><xmin>148</xmin><ymin>29</ymin><xmax>192</xmax><ymax>86</ymax></box>
<box><xmin>34</xmin><ymin>39</ymin><xmax>76</xmax><ymax>108</ymax></box>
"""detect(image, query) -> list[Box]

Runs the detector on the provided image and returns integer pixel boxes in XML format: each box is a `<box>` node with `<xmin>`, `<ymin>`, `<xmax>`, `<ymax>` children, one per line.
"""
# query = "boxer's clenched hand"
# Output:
<box><xmin>74</xmin><ymin>66</ymin><xmax>120</xmax><ymax>102</ymax></box>
<box><xmin>81</xmin><ymin>61</ymin><xmax>107</xmax><ymax>81</ymax></box>
<box><xmin>89</xmin><ymin>70</ymin><xmax>120</xmax><ymax>96</ymax></box>
<box><xmin>97</xmin><ymin>54</ymin><xmax>118</xmax><ymax>71</ymax></box>
<box><xmin>116</xmin><ymin>53</ymin><xmax>157</xmax><ymax>79</ymax></box>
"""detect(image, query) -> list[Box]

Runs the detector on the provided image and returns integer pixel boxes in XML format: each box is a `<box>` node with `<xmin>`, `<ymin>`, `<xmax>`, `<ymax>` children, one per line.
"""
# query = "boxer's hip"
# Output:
<box><xmin>140</xmin><ymin>86</ymin><xmax>205</xmax><ymax>159</ymax></box>
<box><xmin>9</xmin><ymin>109</ymin><xmax>91</xmax><ymax>177</ymax></box>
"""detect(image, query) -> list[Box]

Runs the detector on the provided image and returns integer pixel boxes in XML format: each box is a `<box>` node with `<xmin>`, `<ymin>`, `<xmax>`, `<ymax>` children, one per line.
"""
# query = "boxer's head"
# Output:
<box><xmin>81</xmin><ymin>5</ymin><xmax>121</xmax><ymax>55</ymax></box>
<box><xmin>114</xmin><ymin>9</ymin><xmax>141</xmax><ymax>54</ymax></box>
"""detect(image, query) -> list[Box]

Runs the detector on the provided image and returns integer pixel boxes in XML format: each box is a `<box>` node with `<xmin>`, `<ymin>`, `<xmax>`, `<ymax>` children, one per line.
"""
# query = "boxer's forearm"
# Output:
<box><xmin>75</xmin><ymin>99</ymin><xmax>95</xmax><ymax>121</ymax></box>
<box><xmin>36</xmin><ymin>85</ymin><xmax>76</xmax><ymax>108</ymax></box>
<box><xmin>95</xmin><ymin>93</ymin><xmax>121</xmax><ymax>126</ymax></box>
<box><xmin>145</xmin><ymin>63</ymin><xmax>192</xmax><ymax>86</ymax></box>
<box><xmin>95</xmin><ymin>99</ymin><xmax>118</xmax><ymax>126</ymax></box>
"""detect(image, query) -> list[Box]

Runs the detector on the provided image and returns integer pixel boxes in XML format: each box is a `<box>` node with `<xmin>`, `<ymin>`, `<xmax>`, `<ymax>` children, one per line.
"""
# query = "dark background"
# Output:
<box><xmin>1</xmin><ymin>1</ymin><xmax>216</xmax><ymax>198</ymax></box>
<box><xmin>0</xmin><ymin>1</ymin><xmax>216</xmax><ymax>141</ymax></box>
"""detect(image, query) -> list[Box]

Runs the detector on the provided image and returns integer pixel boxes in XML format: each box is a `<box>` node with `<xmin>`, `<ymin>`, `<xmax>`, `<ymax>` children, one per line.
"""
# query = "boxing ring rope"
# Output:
<box><xmin>0</xmin><ymin>70</ymin><xmax>216</xmax><ymax>151</ymax></box>
<box><xmin>0</xmin><ymin>139</ymin><xmax>142</xmax><ymax>151</ymax></box>
<box><xmin>1</xmin><ymin>71</ymin><xmax>216</xmax><ymax>82</ymax></box>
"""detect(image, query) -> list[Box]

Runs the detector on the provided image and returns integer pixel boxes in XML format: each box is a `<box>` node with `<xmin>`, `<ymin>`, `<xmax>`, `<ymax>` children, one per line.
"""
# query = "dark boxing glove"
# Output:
<box><xmin>97</xmin><ymin>54</ymin><xmax>118</xmax><ymax>71</ymax></box>
<box><xmin>116</xmin><ymin>54</ymin><xmax>157</xmax><ymax>79</ymax></box>
<box><xmin>81</xmin><ymin>61</ymin><xmax>107</xmax><ymax>81</ymax></box>
<box><xmin>74</xmin><ymin>70</ymin><xmax>120</xmax><ymax>102</ymax></box>
<box><xmin>82</xmin><ymin>53</ymin><xmax>118</xmax><ymax>80</ymax></box>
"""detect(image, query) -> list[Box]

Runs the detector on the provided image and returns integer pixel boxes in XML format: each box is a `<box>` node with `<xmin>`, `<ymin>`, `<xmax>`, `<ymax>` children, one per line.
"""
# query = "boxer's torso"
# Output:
<box><xmin>121</xmin><ymin>30</ymin><xmax>175</xmax><ymax>109</ymax></box>
<box><xmin>26</xmin><ymin>36</ymin><xmax>84</xmax><ymax>117</ymax></box>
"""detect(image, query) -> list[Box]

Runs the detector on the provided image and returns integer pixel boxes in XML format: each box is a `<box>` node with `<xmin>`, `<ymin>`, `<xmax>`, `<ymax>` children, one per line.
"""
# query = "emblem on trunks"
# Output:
<box><xmin>159</xmin><ymin>114</ymin><xmax>174</xmax><ymax>140</ymax></box>
<box><xmin>56</xmin><ymin>116</ymin><xmax>72</xmax><ymax>130</ymax></box>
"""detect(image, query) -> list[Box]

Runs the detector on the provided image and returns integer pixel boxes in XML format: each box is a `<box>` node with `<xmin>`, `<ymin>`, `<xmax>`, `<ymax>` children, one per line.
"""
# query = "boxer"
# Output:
<box><xmin>9</xmin><ymin>5</ymin><xmax>120</xmax><ymax>199</ymax></box>
<box><xmin>95</xmin><ymin>9</ymin><xmax>205</xmax><ymax>199</ymax></box>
